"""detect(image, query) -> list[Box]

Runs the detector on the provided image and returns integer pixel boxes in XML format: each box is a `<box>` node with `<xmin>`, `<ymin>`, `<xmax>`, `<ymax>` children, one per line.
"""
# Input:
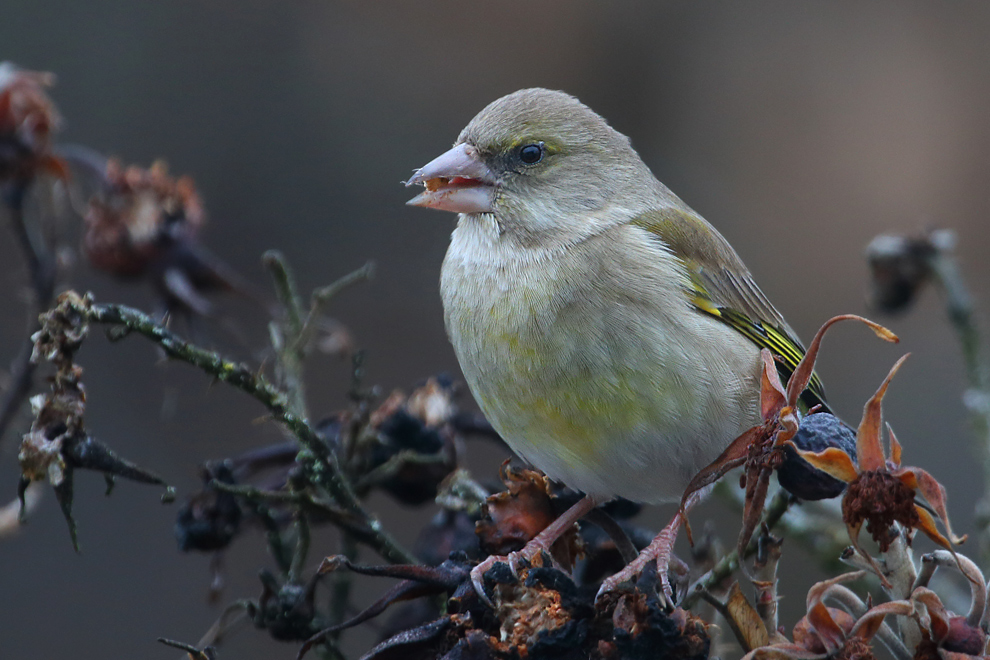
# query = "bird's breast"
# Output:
<box><xmin>439</xmin><ymin>218</ymin><xmax>762</xmax><ymax>502</ymax></box>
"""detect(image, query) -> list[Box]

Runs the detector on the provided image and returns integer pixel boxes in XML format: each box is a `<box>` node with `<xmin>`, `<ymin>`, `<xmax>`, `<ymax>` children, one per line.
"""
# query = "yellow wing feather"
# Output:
<box><xmin>631</xmin><ymin>209</ymin><xmax>829</xmax><ymax>411</ymax></box>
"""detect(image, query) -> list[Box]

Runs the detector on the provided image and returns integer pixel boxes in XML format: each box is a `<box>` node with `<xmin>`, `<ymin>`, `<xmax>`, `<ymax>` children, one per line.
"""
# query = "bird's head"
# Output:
<box><xmin>406</xmin><ymin>88</ymin><xmax>658</xmax><ymax>244</ymax></box>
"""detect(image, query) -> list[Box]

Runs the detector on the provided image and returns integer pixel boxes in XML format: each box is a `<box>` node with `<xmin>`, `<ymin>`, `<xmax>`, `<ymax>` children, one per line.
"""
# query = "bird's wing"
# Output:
<box><xmin>630</xmin><ymin>207</ymin><xmax>828</xmax><ymax>410</ymax></box>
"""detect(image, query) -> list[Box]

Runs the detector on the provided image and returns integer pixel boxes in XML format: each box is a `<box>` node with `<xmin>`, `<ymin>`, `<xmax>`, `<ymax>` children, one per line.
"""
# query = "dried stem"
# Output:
<box><xmin>297</xmin><ymin>261</ymin><xmax>376</xmax><ymax>352</ymax></box>
<box><xmin>0</xmin><ymin>183</ymin><xmax>57</xmax><ymax>446</ymax></box>
<box><xmin>925</xmin><ymin>232</ymin><xmax>990</xmax><ymax>565</ymax></box>
<box><xmin>329</xmin><ymin>534</ymin><xmax>358</xmax><ymax>645</ymax></box>
<box><xmin>263</xmin><ymin>250</ymin><xmax>308</xmax><ymax>418</ymax></box>
<box><xmin>68</xmin><ymin>296</ymin><xmax>414</xmax><ymax>565</ymax></box>
<box><xmin>752</xmin><ymin>530</ymin><xmax>782</xmax><ymax>638</ymax></box>
<box><xmin>208</xmin><ymin>481</ymin><xmax>416</xmax><ymax>565</ymax></box>
<box><xmin>682</xmin><ymin>489</ymin><xmax>792</xmax><ymax>609</ymax></box>
<box><xmin>289</xmin><ymin>514</ymin><xmax>312</xmax><ymax>584</ymax></box>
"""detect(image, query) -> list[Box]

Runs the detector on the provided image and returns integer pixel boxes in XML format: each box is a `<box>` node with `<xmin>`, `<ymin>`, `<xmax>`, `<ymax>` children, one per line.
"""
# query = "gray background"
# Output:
<box><xmin>1</xmin><ymin>2</ymin><xmax>989</xmax><ymax>658</ymax></box>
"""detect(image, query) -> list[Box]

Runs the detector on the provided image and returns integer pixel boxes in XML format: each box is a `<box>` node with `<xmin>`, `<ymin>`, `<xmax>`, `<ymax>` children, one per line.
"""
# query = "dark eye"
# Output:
<box><xmin>519</xmin><ymin>143</ymin><xmax>543</xmax><ymax>164</ymax></box>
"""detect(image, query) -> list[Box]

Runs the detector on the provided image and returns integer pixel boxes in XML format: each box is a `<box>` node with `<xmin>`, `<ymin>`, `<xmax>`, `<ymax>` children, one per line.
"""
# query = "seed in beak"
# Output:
<box><xmin>424</xmin><ymin>177</ymin><xmax>448</xmax><ymax>192</ymax></box>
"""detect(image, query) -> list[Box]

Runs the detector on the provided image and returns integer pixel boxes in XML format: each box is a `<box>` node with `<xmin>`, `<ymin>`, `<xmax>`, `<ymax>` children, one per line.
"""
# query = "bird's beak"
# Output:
<box><xmin>405</xmin><ymin>142</ymin><xmax>496</xmax><ymax>214</ymax></box>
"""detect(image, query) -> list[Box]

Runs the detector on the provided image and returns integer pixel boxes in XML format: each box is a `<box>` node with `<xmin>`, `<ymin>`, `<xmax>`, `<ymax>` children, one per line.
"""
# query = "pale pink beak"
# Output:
<box><xmin>405</xmin><ymin>142</ymin><xmax>496</xmax><ymax>214</ymax></box>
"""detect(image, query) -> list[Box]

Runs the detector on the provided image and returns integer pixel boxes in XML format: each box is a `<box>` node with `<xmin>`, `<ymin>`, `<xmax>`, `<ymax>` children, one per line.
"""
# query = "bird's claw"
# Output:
<box><xmin>596</xmin><ymin>552</ymin><xmax>675</xmax><ymax>609</ymax></box>
<box><xmin>595</xmin><ymin>520</ymin><xmax>679</xmax><ymax>608</ymax></box>
<box><xmin>469</xmin><ymin>555</ymin><xmax>503</xmax><ymax>609</ymax></box>
<box><xmin>470</xmin><ymin>542</ymin><xmax>559</xmax><ymax>609</ymax></box>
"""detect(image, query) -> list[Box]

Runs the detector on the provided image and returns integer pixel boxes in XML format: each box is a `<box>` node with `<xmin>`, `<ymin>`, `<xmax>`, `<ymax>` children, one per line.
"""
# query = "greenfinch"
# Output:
<box><xmin>406</xmin><ymin>88</ymin><xmax>823</xmax><ymax>598</ymax></box>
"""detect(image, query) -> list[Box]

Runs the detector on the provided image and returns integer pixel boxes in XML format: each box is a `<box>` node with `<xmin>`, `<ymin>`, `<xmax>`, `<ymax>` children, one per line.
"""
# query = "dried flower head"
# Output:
<box><xmin>476</xmin><ymin>462</ymin><xmax>583</xmax><ymax>569</ymax></box>
<box><xmin>681</xmin><ymin>315</ymin><xmax>898</xmax><ymax>562</ymax></box>
<box><xmin>83</xmin><ymin>159</ymin><xmax>204</xmax><ymax>278</ymax></box>
<box><xmin>18</xmin><ymin>291</ymin><xmax>170</xmax><ymax>550</ymax></box>
<box><xmin>865</xmin><ymin>231</ymin><xmax>957</xmax><ymax>314</ymax></box>
<box><xmin>82</xmin><ymin>159</ymin><xmax>254</xmax><ymax>318</ymax></box>
<box><xmin>792</xmin><ymin>355</ymin><xmax>965</xmax><ymax>584</ymax></box>
<box><xmin>0</xmin><ymin>62</ymin><xmax>65</xmax><ymax>184</ymax></box>
<box><xmin>348</xmin><ymin>376</ymin><xmax>459</xmax><ymax>505</ymax></box>
<box><xmin>743</xmin><ymin>571</ymin><xmax>914</xmax><ymax>660</ymax></box>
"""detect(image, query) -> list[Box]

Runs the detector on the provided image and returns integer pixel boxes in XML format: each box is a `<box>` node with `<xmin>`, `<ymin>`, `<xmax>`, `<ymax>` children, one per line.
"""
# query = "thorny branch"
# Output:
<box><xmin>209</xmin><ymin>480</ymin><xmax>414</xmax><ymax>563</ymax></box>
<box><xmin>681</xmin><ymin>489</ymin><xmax>792</xmax><ymax>610</ymax></box>
<box><xmin>63</xmin><ymin>292</ymin><xmax>415</xmax><ymax>565</ymax></box>
<box><xmin>868</xmin><ymin>229</ymin><xmax>990</xmax><ymax>565</ymax></box>
<box><xmin>0</xmin><ymin>183</ymin><xmax>57</xmax><ymax>447</ymax></box>
<box><xmin>928</xmin><ymin>240</ymin><xmax>990</xmax><ymax>563</ymax></box>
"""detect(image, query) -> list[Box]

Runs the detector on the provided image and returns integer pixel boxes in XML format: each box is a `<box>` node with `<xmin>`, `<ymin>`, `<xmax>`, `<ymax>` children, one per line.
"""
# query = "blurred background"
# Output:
<box><xmin>1</xmin><ymin>1</ymin><xmax>989</xmax><ymax>657</ymax></box>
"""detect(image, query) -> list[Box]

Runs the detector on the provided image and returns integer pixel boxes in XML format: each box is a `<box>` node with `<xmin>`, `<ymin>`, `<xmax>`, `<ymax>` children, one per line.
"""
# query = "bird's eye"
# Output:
<box><xmin>519</xmin><ymin>143</ymin><xmax>543</xmax><ymax>164</ymax></box>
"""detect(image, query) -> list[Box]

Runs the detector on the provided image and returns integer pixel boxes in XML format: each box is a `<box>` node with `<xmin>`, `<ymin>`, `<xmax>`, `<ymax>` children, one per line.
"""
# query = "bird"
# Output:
<box><xmin>405</xmin><ymin>88</ymin><xmax>826</xmax><ymax>603</ymax></box>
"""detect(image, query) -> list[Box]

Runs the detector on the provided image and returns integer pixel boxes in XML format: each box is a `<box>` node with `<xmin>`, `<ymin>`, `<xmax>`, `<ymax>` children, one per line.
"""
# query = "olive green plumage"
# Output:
<box><xmin>409</xmin><ymin>88</ymin><xmax>823</xmax><ymax>503</ymax></box>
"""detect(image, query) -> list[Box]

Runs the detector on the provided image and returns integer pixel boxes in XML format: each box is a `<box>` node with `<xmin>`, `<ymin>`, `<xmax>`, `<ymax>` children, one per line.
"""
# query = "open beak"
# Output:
<box><xmin>405</xmin><ymin>142</ymin><xmax>496</xmax><ymax>214</ymax></box>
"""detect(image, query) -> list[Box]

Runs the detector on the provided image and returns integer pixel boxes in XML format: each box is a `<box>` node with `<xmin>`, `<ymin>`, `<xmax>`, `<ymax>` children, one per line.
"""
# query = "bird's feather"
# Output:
<box><xmin>630</xmin><ymin>208</ymin><xmax>828</xmax><ymax>410</ymax></box>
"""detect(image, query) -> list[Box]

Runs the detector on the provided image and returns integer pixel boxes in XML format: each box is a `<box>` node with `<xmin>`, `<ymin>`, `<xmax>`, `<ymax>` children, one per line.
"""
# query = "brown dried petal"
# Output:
<box><xmin>792</xmin><ymin>446</ymin><xmax>859</xmax><ymax>484</ymax></box>
<box><xmin>856</xmin><ymin>354</ymin><xmax>908</xmax><ymax>472</ymax></box>
<box><xmin>842</xmin><ymin>470</ymin><xmax>919</xmax><ymax>553</ymax></box>
<box><xmin>680</xmin><ymin>426</ymin><xmax>757</xmax><ymax>515</ymax></box>
<box><xmin>760</xmin><ymin>348</ymin><xmax>787</xmax><ymax>420</ymax></box>
<box><xmin>476</xmin><ymin>465</ymin><xmax>556</xmax><ymax>556</ymax></box>
<box><xmin>848</xmin><ymin>600</ymin><xmax>914</xmax><ymax>642</ymax></box>
<box><xmin>804</xmin><ymin>571</ymin><xmax>867</xmax><ymax>612</ymax></box>
<box><xmin>723</xmin><ymin>581</ymin><xmax>770</xmax><ymax>651</ymax></box>
<box><xmin>794</xmin><ymin>608</ymin><xmax>856</xmax><ymax>654</ymax></box>
<box><xmin>895</xmin><ymin>467</ymin><xmax>967</xmax><ymax>547</ymax></box>
<box><xmin>806</xmin><ymin>602</ymin><xmax>848</xmax><ymax>654</ymax></box>
<box><xmin>786</xmin><ymin>315</ymin><xmax>897</xmax><ymax>409</ymax></box>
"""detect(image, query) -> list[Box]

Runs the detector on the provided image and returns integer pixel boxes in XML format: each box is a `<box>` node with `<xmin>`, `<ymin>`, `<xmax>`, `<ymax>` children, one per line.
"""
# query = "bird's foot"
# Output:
<box><xmin>470</xmin><ymin>539</ymin><xmax>559</xmax><ymax>609</ymax></box>
<box><xmin>597</xmin><ymin>511</ymin><xmax>683</xmax><ymax>608</ymax></box>
<box><xmin>471</xmin><ymin>494</ymin><xmax>598</xmax><ymax>609</ymax></box>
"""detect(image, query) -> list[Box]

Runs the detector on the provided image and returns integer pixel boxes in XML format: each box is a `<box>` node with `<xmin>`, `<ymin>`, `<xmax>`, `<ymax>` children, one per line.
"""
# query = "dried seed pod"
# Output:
<box><xmin>778</xmin><ymin>413</ymin><xmax>856</xmax><ymax>501</ymax></box>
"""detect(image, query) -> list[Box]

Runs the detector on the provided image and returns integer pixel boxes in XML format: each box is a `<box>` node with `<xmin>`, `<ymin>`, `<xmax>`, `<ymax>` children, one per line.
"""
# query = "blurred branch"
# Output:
<box><xmin>867</xmin><ymin>229</ymin><xmax>990</xmax><ymax>564</ymax></box>
<box><xmin>0</xmin><ymin>183</ymin><xmax>57</xmax><ymax>446</ymax></box>
<box><xmin>262</xmin><ymin>252</ymin><xmax>374</xmax><ymax>422</ymax></box>
<box><xmin>63</xmin><ymin>294</ymin><xmax>414</xmax><ymax>565</ymax></box>
<box><xmin>295</xmin><ymin>260</ymin><xmax>375</xmax><ymax>353</ymax></box>
<box><xmin>924</xmin><ymin>235</ymin><xmax>990</xmax><ymax>529</ymax></box>
<box><xmin>929</xmin><ymin>248</ymin><xmax>990</xmax><ymax>563</ymax></box>
<box><xmin>681</xmin><ymin>489</ymin><xmax>792</xmax><ymax>609</ymax></box>
<box><xmin>263</xmin><ymin>251</ymin><xmax>308</xmax><ymax>418</ymax></box>
<box><xmin>210</xmin><ymin>480</ymin><xmax>415</xmax><ymax>564</ymax></box>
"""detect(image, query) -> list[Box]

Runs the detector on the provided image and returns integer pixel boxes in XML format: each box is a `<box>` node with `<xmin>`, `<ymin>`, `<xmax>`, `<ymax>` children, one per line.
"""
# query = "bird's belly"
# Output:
<box><xmin>440</xmin><ymin>221</ymin><xmax>762</xmax><ymax>503</ymax></box>
<box><xmin>445</xmin><ymin>287</ymin><xmax>760</xmax><ymax>503</ymax></box>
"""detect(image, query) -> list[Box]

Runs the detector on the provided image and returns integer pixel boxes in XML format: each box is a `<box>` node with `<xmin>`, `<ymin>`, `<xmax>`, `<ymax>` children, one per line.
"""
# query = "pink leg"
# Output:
<box><xmin>471</xmin><ymin>495</ymin><xmax>598</xmax><ymax>607</ymax></box>
<box><xmin>597</xmin><ymin>491</ymin><xmax>704</xmax><ymax>606</ymax></box>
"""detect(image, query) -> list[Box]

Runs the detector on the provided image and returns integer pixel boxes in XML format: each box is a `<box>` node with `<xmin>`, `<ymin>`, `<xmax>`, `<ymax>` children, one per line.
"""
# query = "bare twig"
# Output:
<box><xmin>295</xmin><ymin>261</ymin><xmax>375</xmax><ymax>353</ymax></box>
<box><xmin>262</xmin><ymin>250</ymin><xmax>308</xmax><ymax>418</ymax></box>
<box><xmin>208</xmin><ymin>481</ymin><xmax>416</xmax><ymax>565</ymax></box>
<box><xmin>0</xmin><ymin>184</ymin><xmax>57</xmax><ymax>446</ymax></box>
<box><xmin>682</xmin><ymin>489</ymin><xmax>792</xmax><ymax>610</ymax></box>
<box><xmin>925</xmin><ymin>233</ymin><xmax>990</xmax><ymax>564</ymax></box>
<box><xmin>57</xmin><ymin>293</ymin><xmax>414</xmax><ymax>565</ymax></box>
